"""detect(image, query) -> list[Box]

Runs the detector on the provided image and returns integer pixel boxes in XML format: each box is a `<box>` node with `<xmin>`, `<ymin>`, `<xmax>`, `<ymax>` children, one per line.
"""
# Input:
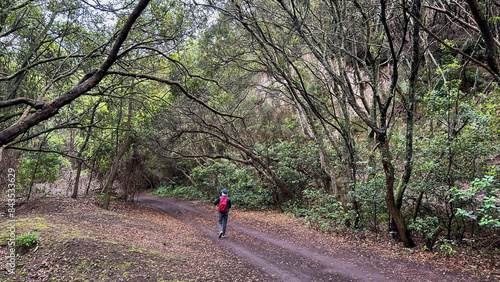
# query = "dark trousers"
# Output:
<box><xmin>218</xmin><ymin>212</ymin><xmax>228</xmax><ymax>235</ymax></box>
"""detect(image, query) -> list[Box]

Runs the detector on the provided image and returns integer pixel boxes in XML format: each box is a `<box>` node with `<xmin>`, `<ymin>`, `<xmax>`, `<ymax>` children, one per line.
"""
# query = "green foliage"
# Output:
<box><xmin>221</xmin><ymin>168</ymin><xmax>274</xmax><ymax>211</ymax></box>
<box><xmin>157</xmin><ymin>141</ymin><xmax>325</xmax><ymax>210</ymax></box>
<box><xmin>18</xmin><ymin>152</ymin><xmax>63</xmax><ymax>191</ymax></box>
<box><xmin>287</xmin><ymin>189</ymin><xmax>356</xmax><ymax>232</ymax></box>
<box><xmin>489</xmin><ymin>16</ymin><xmax>500</xmax><ymax>24</ymax></box>
<box><xmin>15</xmin><ymin>232</ymin><xmax>39</xmax><ymax>249</ymax></box>
<box><xmin>409</xmin><ymin>216</ymin><xmax>440</xmax><ymax>239</ymax></box>
<box><xmin>154</xmin><ymin>184</ymin><xmax>204</xmax><ymax>201</ymax></box>
<box><xmin>95</xmin><ymin>193</ymin><xmax>124</xmax><ymax>202</ymax></box>
<box><xmin>192</xmin><ymin>161</ymin><xmax>274</xmax><ymax>209</ymax></box>
<box><xmin>351</xmin><ymin>169</ymin><xmax>387</xmax><ymax>228</ymax></box>
<box><xmin>2</xmin><ymin>0</ymin><xmax>499</xmax><ymax>259</ymax></box>
<box><xmin>255</xmin><ymin>141</ymin><xmax>323</xmax><ymax>196</ymax></box>
<box><xmin>414</xmin><ymin>58</ymin><xmax>498</xmax><ymax>239</ymax></box>
<box><xmin>154</xmin><ymin>160</ymin><xmax>274</xmax><ymax>210</ymax></box>
<box><xmin>437</xmin><ymin>238</ymin><xmax>457</xmax><ymax>256</ymax></box>
<box><xmin>451</xmin><ymin>174</ymin><xmax>500</xmax><ymax>229</ymax></box>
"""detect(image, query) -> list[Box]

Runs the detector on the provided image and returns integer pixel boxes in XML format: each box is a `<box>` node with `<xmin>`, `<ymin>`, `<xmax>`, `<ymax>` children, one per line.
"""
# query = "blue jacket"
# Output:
<box><xmin>214</xmin><ymin>196</ymin><xmax>231</xmax><ymax>212</ymax></box>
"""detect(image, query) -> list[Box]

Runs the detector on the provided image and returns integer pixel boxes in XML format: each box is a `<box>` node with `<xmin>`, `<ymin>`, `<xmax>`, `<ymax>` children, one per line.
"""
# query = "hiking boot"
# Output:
<box><xmin>218</xmin><ymin>231</ymin><xmax>223</xmax><ymax>238</ymax></box>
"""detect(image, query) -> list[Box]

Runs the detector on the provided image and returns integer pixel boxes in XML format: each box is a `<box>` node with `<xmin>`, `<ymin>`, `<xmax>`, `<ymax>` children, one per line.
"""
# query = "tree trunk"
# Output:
<box><xmin>103</xmin><ymin>99</ymin><xmax>133</xmax><ymax>210</ymax></box>
<box><xmin>26</xmin><ymin>154</ymin><xmax>41</xmax><ymax>201</ymax></box>
<box><xmin>465</xmin><ymin>0</ymin><xmax>500</xmax><ymax>80</ymax></box>
<box><xmin>72</xmin><ymin>163</ymin><xmax>83</xmax><ymax>198</ymax></box>
<box><xmin>413</xmin><ymin>190</ymin><xmax>424</xmax><ymax>220</ymax></box>
<box><xmin>26</xmin><ymin>134</ymin><xmax>49</xmax><ymax>201</ymax></box>
<box><xmin>395</xmin><ymin>0</ymin><xmax>421</xmax><ymax>210</ymax></box>
<box><xmin>379</xmin><ymin>134</ymin><xmax>415</xmax><ymax>248</ymax></box>
<box><xmin>71</xmin><ymin>103</ymin><xmax>98</xmax><ymax>199</ymax></box>
<box><xmin>425</xmin><ymin>225</ymin><xmax>444</xmax><ymax>251</ymax></box>
<box><xmin>85</xmin><ymin>159</ymin><xmax>96</xmax><ymax>196</ymax></box>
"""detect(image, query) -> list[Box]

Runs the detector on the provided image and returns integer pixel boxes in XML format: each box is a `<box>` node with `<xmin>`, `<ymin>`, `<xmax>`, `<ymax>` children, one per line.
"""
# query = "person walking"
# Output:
<box><xmin>214</xmin><ymin>189</ymin><xmax>231</xmax><ymax>238</ymax></box>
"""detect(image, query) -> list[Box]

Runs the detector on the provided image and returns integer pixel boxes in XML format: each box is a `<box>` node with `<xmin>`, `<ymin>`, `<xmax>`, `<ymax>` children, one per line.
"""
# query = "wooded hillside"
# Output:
<box><xmin>1</xmin><ymin>0</ymin><xmax>499</xmax><ymax>258</ymax></box>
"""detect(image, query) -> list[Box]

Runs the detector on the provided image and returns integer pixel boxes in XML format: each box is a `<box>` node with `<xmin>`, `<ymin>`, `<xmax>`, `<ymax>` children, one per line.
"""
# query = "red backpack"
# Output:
<box><xmin>218</xmin><ymin>196</ymin><xmax>228</xmax><ymax>212</ymax></box>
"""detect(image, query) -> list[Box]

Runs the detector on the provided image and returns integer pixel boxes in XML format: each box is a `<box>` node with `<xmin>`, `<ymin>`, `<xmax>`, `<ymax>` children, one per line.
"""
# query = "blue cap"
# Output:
<box><xmin>221</xmin><ymin>189</ymin><xmax>228</xmax><ymax>194</ymax></box>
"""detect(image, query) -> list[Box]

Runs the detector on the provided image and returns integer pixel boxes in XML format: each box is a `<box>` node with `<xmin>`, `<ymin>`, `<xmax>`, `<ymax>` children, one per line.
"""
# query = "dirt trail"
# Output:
<box><xmin>137</xmin><ymin>194</ymin><xmax>479</xmax><ymax>282</ymax></box>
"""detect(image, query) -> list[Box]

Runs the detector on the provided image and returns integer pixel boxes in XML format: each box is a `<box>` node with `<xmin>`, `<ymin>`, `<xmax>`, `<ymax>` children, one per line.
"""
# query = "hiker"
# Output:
<box><xmin>214</xmin><ymin>189</ymin><xmax>231</xmax><ymax>238</ymax></box>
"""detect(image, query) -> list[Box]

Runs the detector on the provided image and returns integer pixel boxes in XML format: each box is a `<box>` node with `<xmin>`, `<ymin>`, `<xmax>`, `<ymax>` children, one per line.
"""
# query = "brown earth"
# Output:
<box><xmin>0</xmin><ymin>193</ymin><xmax>497</xmax><ymax>281</ymax></box>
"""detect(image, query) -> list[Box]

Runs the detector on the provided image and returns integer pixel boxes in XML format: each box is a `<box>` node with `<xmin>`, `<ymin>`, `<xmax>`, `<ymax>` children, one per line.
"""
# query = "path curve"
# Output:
<box><xmin>137</xmin><ymin>194</ymin><xmax>476</xmax><ymax>282</ymax></box>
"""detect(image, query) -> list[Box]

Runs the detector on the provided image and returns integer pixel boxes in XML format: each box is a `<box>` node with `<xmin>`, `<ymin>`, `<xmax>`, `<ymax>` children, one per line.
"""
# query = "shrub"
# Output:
<box><xmin>286</xmin><ymin>189</ymin><xmax>356</xmax><ymax>233</ymax></box>
<box><xmin>15</xmin><ymin>232</ymin><xmax>39</xmax><ymax>255</ymax></box>
<box><xmin>154</xmin><ymin>184</ymin><xmax>204</xmax><ymax>200</ymax></box>
<box><xmin>451</xmin><ymin>174</ymin><xmax>500</xmax><ymax>230</ymax></box>
<box><xmin>154</xmin><ymin>160</ymin><xmax>275</xmax><ymax>210</ymax></box>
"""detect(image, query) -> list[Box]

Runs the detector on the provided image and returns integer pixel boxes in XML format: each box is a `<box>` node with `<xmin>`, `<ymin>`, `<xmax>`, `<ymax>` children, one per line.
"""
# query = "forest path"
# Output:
<box><xmin>137</xmin><ymin>194</ymin><xmax>475</xmax><ymax>282</ymax></box>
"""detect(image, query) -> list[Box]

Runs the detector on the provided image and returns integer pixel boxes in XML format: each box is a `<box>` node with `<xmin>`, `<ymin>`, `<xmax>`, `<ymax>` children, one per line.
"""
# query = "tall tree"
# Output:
<box><xmin>0</xmin><ymin>0</ymin><xmax>151</xmax><ymax>148</ymax></box>
<box><xmin>103</xmin><ymin>97</ymin><xmax>133</xmax><ymax>210</ymax></box>
<box><xmin>71</xmin><ymin>102</ymin><xmax>99</xmax><ymax>199</ymax></box>
<box><xmin>203</xmin><ymin>0</ymin><xmax>418</xmax><ymax>246</ymax></box>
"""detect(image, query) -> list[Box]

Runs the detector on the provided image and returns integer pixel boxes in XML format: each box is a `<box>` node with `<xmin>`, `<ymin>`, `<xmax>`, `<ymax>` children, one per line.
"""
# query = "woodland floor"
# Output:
<box><xmin>0</xmin><ymin>193</ymin><xmax>498</xmax><ymax>281</ymax></box>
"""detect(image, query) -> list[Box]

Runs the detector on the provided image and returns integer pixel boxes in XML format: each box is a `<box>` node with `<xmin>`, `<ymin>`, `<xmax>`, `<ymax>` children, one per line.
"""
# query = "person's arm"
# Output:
<box><xmin>214</xmin><ymin>197</ymin><xmax>220</xmax><ymax>205</ymax></box>
<box><xmin>228</xmin><ymin>198</ymin><xmax>232</xmax><ymax>209</ymax></box>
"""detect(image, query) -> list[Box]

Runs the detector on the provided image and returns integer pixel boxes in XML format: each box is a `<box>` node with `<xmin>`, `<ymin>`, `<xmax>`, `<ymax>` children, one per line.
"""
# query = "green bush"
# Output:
<box><xmin>16</xmin><ymin>232</ymin><xmax>39</xmax><ymax>248</ymax></box>
<box><xmin>409</xmin><ymin>216</ymin><xmax>440</xmax><ymax>239</ymax></box>
<box><xmin>18</xmin><ymin>152</ymin><xmax>63</xmax><ymax>194</ymax></box>
<box><xmin>255</xmin><ymin>141</ymin><xmax>323</xmax><ymax>197</ymax></box>
<box><xmin>351</xmin><ymin>170</ymin><xmax>387</xmax><ymax>230</ymax></box>
<box><xmin>286</xmin><ymin>189</ymin><xmax>356</xmax><ymax>233</ymax></box>
<box><xmin>15</xmin><ymin>232</ymin><xmax>39</xmax><ymax>255</ymax></box>
<box><xmin>154</xmin><ymin>184</ymin><xmax>204</xmax><ymax>200</ymax></box>
<box><xmin>451</xmin><ymin>174</ymin><xmax>500</xmax><ymax>229</ymax></box>
<box><xmin>154</xmin><ymin>160</ymin><xmax>274</xmax><ymax>210</ymax></box>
